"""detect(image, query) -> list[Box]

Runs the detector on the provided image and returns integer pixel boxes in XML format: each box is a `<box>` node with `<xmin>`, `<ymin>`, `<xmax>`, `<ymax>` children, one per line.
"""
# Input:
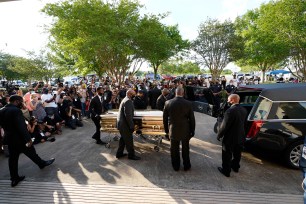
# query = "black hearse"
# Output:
<box><xmin>246</xmin><ymin>84</ymin><xmax>306</xmax><ymax>168</ymax></box>
<box><xmin>186</xmin><ymin>83</ymin><xmax>306</xmax><ymax>169</ymax></box>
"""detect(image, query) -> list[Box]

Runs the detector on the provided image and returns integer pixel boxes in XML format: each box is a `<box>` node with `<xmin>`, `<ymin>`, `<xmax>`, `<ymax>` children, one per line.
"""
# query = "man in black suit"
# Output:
<box><xmin>103</xmin><ymin>85</ymin><xmax>113</xmax><ymax>110</ymax></box>
<box><xmin>89</xmin><ymin>87</ymin><xmax>107</xmax><ymax>145</ymax></box>
<box><xmin>163</xmin><ymin>87</ymin><xmax>195</xmax><ymax>171</ymax></box>
<box><xmin>148</xmin><ymin>85</ymin><xmax>161</xmax><ymax>109</ymax></box>
<box><xmin>0</xmin><ymin>95</ymin><xmax>55</xmax><ymax>187</ymax></box>
<box><xmin>116</xmin><ymin>88</ymin><xmax>140</xmax><ymax>160</ymax></box>
<box><xmin>133</xmin><ymin>90</ymin><xmax>147</xmax><ymax>110</ymax></box>
<box><xmin>156</xmin><ymin>88</ymin><xmax>169</xmax><ymax>111</ymax></box>
<box><xmin>217</xmin><ymin>94</ymin><xmax>247</xmax><ymax>177</ymax></box>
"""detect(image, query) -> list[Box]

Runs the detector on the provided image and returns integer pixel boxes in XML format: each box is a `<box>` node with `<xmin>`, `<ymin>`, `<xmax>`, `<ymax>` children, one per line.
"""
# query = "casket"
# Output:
<box><xmin>100</xmin><ymin>110</ymin><xmax>165</xmax><ymax>135</ymax></box>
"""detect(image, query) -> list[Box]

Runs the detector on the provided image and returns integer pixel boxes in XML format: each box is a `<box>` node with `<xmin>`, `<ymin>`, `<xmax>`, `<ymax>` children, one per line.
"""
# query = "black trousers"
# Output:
<box><xmin>117</xmin><ymin>129</ymin><xmax>135</xmax><ymax>157</ymax></box>
<box><xmin>170</xmin><ymin>138</ymin><xmax>191</xmax><ymax>170</ymax></box>
<box><xmin>91</xmin><ymin>117</ymin><xmax>101</xmax><ymax>141</ymax></box>
<box><xmin>8</xmin><ymin>144</ymin><xmax>45</xmax><ymax>180</ymax></box>
<box><xmin>222</xmin><ymin>143</ymin><xmax>242</xmax><ymax>174</ymax></box>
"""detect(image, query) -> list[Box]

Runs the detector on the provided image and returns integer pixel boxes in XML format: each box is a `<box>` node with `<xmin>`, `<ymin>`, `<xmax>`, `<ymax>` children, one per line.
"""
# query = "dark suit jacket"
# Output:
<box><xmin>217</xmin><ymin>104</ymin><xmax>247</xmax><ymax>146</ymax></box>
<box><xmin>0</xmin><ymin>104</ymin><xmax>31</xmax><ymax>147</ymax></box>
<box><xmin>156</xmin><ymin>94</ymin><xmax>167</xmax><ymax>111</ymax></box>
<box><xmin>89</xmin><ymin>95</ymin><xmax>105</xmax><ymax>119</ymax></box>
<box><xmin>148</xmin><ymin>87</ymin><xmax>161</xmax><ymax>109</ymax></box>
<box><xmin>133</xmin><ymin>96</ymin><xmax>147</xmax><ymax>110</ymax></box>
<box><xmin>163</xmin><ymin>97</ymin><xmax>195</xmax><ymax>141</ymax></box>
<box><xmin>117</xmin><ymin>96</ymin><xmax>134</xmax><ymax>132</ymax></box>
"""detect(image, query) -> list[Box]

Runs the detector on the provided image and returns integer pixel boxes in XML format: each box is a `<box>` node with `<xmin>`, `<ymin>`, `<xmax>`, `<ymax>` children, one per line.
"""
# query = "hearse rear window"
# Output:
<box><xmin>249</xmin><ymin>97</ymin><xmax>272</xmax><ymax>120</ymax></box>
<box><xmin>274</xmin><ymin>102</ymin><xmax>306</xmax><ymax>120</ymax></box>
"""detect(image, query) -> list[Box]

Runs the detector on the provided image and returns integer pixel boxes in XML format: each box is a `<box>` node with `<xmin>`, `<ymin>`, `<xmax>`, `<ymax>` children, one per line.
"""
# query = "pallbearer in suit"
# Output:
<box><xmin>163</xmin><ymin>87</ymin><xmax>195</xmax><ymax>171</ymax></box>
<box><xmin>0</xmin><ymin>95</ymin><xmax>55</xmax><ymax>187</ymax></box>
<box><xmin>217</xmin><ymin>94</ymin><xmax>247</xmax><ymax>177</ymax></box>
<box><xmin>116</xmin><ymin>89</ymin><xmax>141</xmax><ymax>160</ymax></box>
<box><xmin>89</xmin><ymin>87</ymin><xmax>107</xmax><ymax>145</ymax></box>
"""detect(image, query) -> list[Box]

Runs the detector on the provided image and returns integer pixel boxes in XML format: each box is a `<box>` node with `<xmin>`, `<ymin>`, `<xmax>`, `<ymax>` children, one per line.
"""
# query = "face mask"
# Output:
<box><xmin>131</xmin><ymin>95</ymin><xmax>136</xmax><ymax>100</ymax></box>
<box><xmin>230</xmin><ymin>83</ymin><xmax>233</xmax><ymax>85</ymax></box>
<box><xmin>227</xmin><ymin>102</ymin><xmax>232</xmax><ymax>106</ymax></box>
<box><xmin>98</xmin><ymin>92</ymin><xmax>103</xmax><ymax>96</ymax></box>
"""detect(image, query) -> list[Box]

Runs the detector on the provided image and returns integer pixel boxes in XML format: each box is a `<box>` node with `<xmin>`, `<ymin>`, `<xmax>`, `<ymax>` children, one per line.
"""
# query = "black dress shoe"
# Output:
<box><xmin>184</xmin><ymin>165</ymin><xmax>191</xmax><ymax>171</ymax></box>
<box><xmin>11</xmin><ymin>176</ymin><xmax>25</xmax><ymax>187</ymax></box>
<box><xmin>128</xmin><ymin>155</ymin><xmax>141</xmax><ymax>160</ymax></box>
<box><xmin>96</xmin><ymin>140</ymin><xmax>107</xmax><ymax>145</ymax></box>
<box><xmin>232</xmin><ymin>167</ymin><xmax>239</xmax><ymax>173</ymax></box>
<box><xmin>165</xmin><ymin>135</ymin><xmax>170</xmax><ymax>141</ymax></box>
<box><xmin>218</xmin><ymin>167</ymin><xmax>230</xmax><ymax>177</ymax></box>
<box><xmin>40</xmin><ymin>158</ymin><xmax>55</xmax><ymax>169</ymax></box>
<box><xmin>116</xmin><ymin>153</ymin><xmax>128</xmax><ymax>159</ymax></box>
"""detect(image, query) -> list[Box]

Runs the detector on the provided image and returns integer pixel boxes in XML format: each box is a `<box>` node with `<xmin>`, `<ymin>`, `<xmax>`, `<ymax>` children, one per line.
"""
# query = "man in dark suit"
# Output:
<box><xmin>116</xmin><ymin>88</ymin><xmax>140</xmax><ymax>160</ymax></box>
<box><xmin>148</xmin><ymin>85</ymin><xmax>161</xmax><ymax>109</ymax></box>
<box><xmin>103</xmin><ymin>85</ymin><xmax>113</xmax><ymax>110</ymax></box>
<box><xmin>163</xmin><ymin>87</ymin><xmax>195</xmax><ymax>171</ymax></box>
<box><xmin>156</xmin><ymin>88</ymin><xmax>169</xmax><ymax>111</ymax></box>
<box><xmin>133</xmin><ymin>90</ymin><xmax>147</xmax><ymax>110</ymax></box>
<box><xmin>0</xmin><ymin>95</ymin><xmax>55</xmax><ymax>187</ymax></box>
<box><xmin>217</xmin><ymin>94</ymin><xmax>247</xmax><ymax>177</ymax></box>
<box><xmin>89</xmin><ymin>87</ymin><xmax>107</xmax><ymax>145</ymax></box>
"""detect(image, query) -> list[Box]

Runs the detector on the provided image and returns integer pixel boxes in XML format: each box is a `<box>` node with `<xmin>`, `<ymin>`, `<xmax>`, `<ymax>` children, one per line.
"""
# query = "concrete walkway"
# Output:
<box><xmin>0</xmin><ymin>180</ymin><xmax>302</xmax><ymax>204</ymax></box>
<box><xmin>0</xmin><ymin>113</ymin><xmax>303</xmax><ymax>203</ymax></box>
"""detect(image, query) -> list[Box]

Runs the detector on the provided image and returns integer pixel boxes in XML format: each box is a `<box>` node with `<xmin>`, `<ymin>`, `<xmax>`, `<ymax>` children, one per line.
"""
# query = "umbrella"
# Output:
<box><xmin>269</xmin><ymin>70</ymin><xmax>290</xmax><ymax>75</ymax></box>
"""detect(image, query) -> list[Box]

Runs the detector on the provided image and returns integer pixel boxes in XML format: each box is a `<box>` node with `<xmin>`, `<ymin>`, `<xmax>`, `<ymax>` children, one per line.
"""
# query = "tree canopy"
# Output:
<box><xmin>234</xmin><ymin>9</ymin><xmax>289</xmax><ymax>82</ymax></box>
<box><xmin>42</xmin><ymin>0</ymin><xmax>187</xmax><ymax>83</ymax></box>
<box><xmin>192</xmin><ymin>18</ymin><xmax>238</xmax><ymax>81</ymax></box>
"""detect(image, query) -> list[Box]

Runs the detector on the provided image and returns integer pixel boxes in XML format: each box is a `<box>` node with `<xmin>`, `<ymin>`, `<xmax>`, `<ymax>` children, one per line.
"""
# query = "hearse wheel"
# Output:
<box><xmin>284</xmin><ymin>140</ymin><xmax>303</xmax><ymax>169</ymax></box>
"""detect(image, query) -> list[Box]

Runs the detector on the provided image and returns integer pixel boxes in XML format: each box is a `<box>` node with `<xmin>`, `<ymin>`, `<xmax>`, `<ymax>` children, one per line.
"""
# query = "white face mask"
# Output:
<box><xmin>230</xmin><ymin>83</ymin><xmax>233</xmax><ymax>85</ymax></box>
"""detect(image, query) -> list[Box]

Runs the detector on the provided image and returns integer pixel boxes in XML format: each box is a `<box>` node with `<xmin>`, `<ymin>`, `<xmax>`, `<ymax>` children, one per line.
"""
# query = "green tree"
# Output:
<box><xmin>234</xmin><ymin>8</ymin><xmax>289</xmax><ymax>82</ymax></box>
<box><xmin>0</xmin><ymin>52</ymin><xmax>21</xmax><ymax>81</ymax></box>
<box><xmin>258</xmin><ymin>0</ymin><xmax>306</xmax><ymax>81</ymax></box>
<box><xmin>160</xmin><ymin>61</ymin><xmax>200</xmax><ymax>75</ymax></box>
<box><xmin>135</xmin><ymin>14</ymin><xmax>189</xmax><ymax>78</ymax></box>
<box><xmin>43</xmin><ymin>0</ymin><xmax>141</xmax><ymax>83</ymax></box>
<box><xmin>192</xmin><ymin>18</ymin><xmax>238</xmax><ymax>81</ymax></box>
<box><xmin>8</xmin><ymin>51</ymin><xmax>55</xmax><ymax>83</ymax></box>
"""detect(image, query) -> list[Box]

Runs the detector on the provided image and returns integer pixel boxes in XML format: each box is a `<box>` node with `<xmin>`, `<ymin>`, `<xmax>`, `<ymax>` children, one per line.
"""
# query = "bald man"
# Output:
<box><xmin>156</xmin><ymin>88</ymin><xmax>169</xmax><ymax>111</ymax></box>
<box><xmin>163</xmin><ymin>87</ymin><xmax>195</xmax><ymax>171</ymax></box>
<box><xmin>217</xmin><ymin>94</ymin><xmax>247</xmax><ymax>177</ymax></box>
<box><xmin>116</xmin><ymin>89</ymin><xmax>141</xmax><ymax>160</ymax></box>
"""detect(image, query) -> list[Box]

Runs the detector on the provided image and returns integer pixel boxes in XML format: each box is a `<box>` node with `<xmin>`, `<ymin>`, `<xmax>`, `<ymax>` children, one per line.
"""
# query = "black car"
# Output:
<box><xmin>185</xmin><ymin>86</ymin><xmax>216</xmax><ymax>116</ymax></box>
<box><xmin>186</xmin><ymin>83</ymin><xmax>306</xmax><ymax>169</ymax></box>
<box><xmin>246</xmin><ymin>84</ymin><xmax>306</xmax><ymax>169</ymax></box>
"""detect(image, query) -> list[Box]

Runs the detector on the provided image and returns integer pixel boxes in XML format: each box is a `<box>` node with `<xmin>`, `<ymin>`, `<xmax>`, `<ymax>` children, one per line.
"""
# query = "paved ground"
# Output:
<box><xmin>0</xmin><ymin>112</ymin><xmax>303</xmax><ymax>203</ymax></box>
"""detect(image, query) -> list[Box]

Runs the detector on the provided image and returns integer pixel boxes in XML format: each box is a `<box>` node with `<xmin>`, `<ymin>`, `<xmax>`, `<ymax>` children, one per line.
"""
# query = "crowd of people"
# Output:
<box><xmin>0</xmin><ymin>75</ymin><xmax>239</xmax><ymax>148</ymax></box>
<box><xmin>1</xmin><ymin>73</ymin><xmax>302</xmax><ymax>187</ymax></box>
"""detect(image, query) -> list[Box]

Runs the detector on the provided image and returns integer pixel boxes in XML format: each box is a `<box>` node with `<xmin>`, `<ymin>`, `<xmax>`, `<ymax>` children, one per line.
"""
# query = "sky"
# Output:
<box><xmin>0</xmin><ymin>0</ymin><xmax>268</xmax><ymax>58</ymax></box>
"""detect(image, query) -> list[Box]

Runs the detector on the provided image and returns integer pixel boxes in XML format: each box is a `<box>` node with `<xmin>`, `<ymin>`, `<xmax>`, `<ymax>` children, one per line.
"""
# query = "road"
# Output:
<box><xmin>0</xmin><ymin>112</ymin><xmax>302</xmax><ymax>195</ymax></box>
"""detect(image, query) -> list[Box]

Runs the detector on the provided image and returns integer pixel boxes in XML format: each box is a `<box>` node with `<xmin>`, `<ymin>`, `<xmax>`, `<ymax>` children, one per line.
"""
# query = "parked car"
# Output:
<box><xmin>161</xmin><ymin>74</ymin><xmax>175</xmax><ymax>81</ymax></box>
<box><xmin>244</xmin><ymin>73</ymin><xmax>255</xmax><ymax>80</ymax></box>
<box><xmin>13</xmin><ymin>80</ymin><xmax>26</xmax><ymax>87</ymax></box>
<box><xmin>246</xmin><ymin>84</ymin><xmax>306</xmax><ymax>169</ymax></box>
<box><xmin>145</xmin><ymin>73</ymin><xmax>161</xmax><ymax>80</ymax></box>
<box><xmin>212</xmin><ymin>83</ymin><xmax>306</xmax><ymax>169</ymax></box>
<box><xmin>185</xmin><ymin>86</ymin><xmax>215</xmax><ymax>116</ymax></box>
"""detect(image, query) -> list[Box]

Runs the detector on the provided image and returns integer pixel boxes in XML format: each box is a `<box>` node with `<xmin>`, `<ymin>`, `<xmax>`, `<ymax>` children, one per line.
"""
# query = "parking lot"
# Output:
<box><xmin>0</xmin><ymin>112</ymin><xmax>303</xmax><ymax>202</ymax></box>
